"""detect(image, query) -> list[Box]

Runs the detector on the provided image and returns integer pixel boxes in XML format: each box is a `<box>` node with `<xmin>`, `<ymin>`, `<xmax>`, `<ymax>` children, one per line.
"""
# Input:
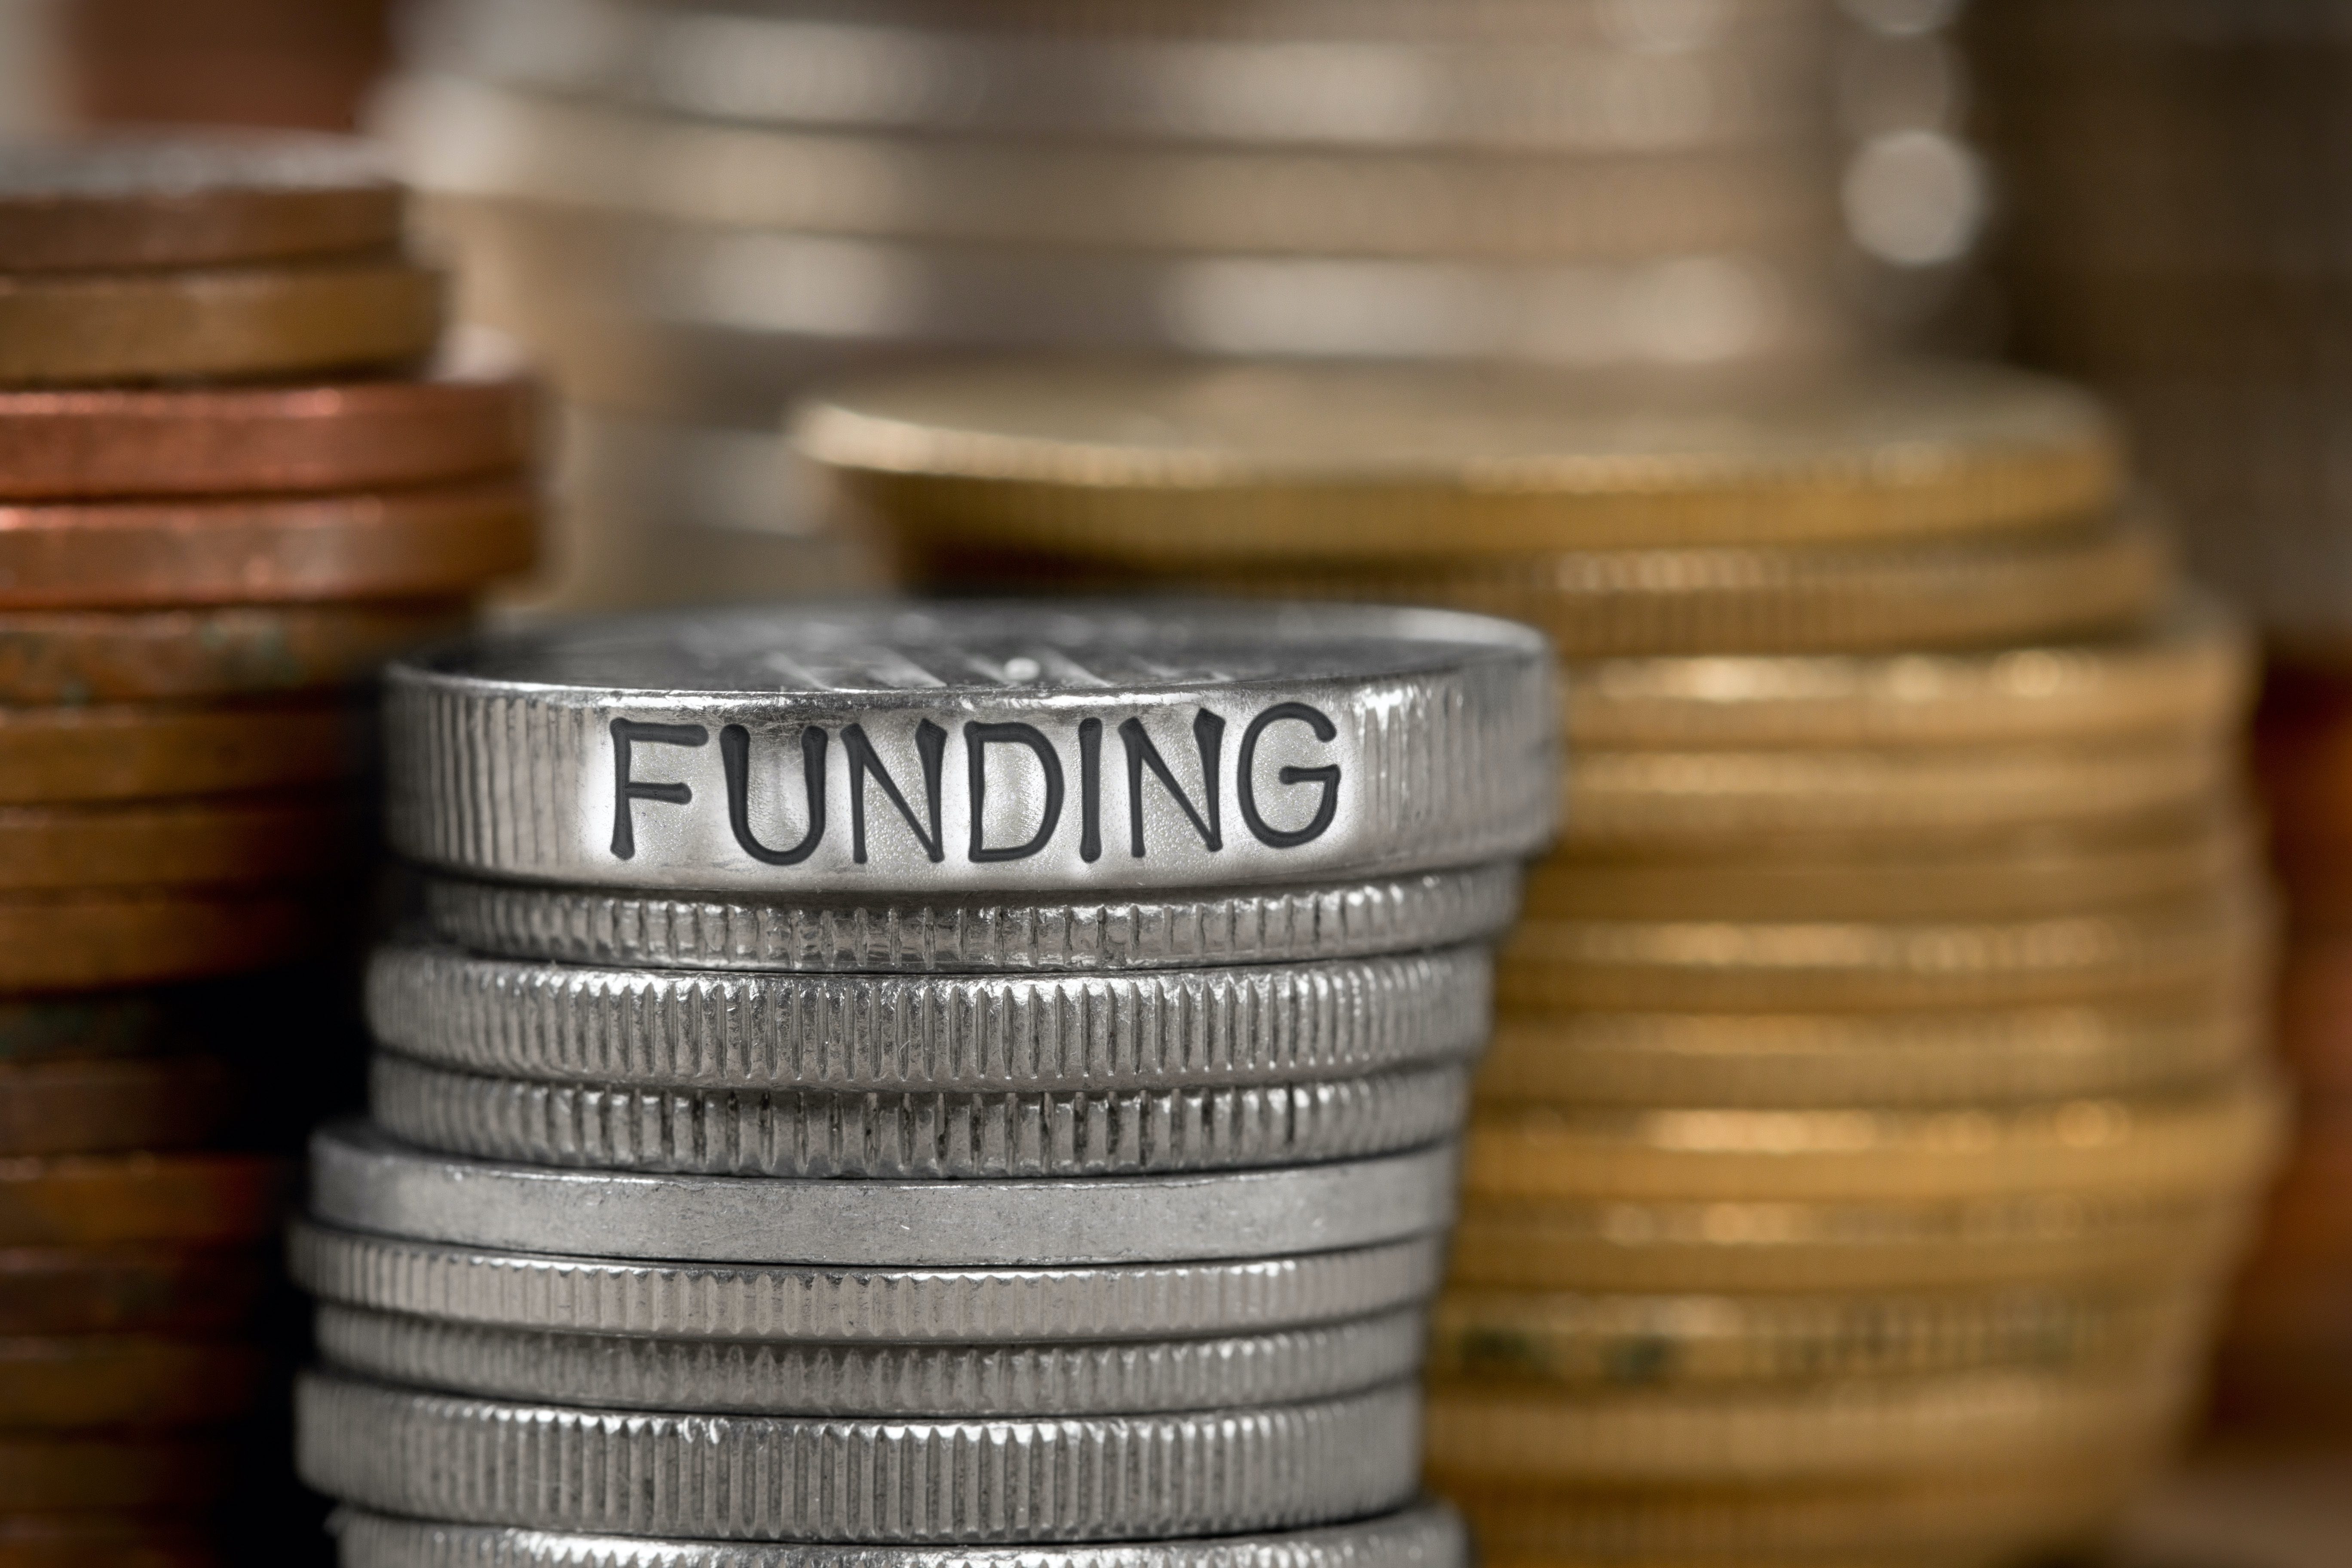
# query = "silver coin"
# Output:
<box><xmin>310</xmin><ymin>1120</ymin><xmax>1460</xmax><ymax>1265</ymax></box>
<box><xmin>407</xmin><ymin>0</ymin><xmax>1826</xmax><ymax>153</ymax></box>
<box><xmin>364</xmin><ymin>943</ymin><xmax>1491</xmax><ymax>1091</ymax></box>
<box><xmin>420</xmin><ymin>864</ymin><xmax>1522</xmax><ymax>972</ymax></box>
<box><xmin>368</xmin><ymin>1054</ymin><xmax>1472</xmax><ymax>1178</ymax></box>
<box><xmin>312</xmin><ymin>1301</ymin><xmax>1425</xmax><ymax>1414</ymax></box>
<box><xmin>329</xmin><ymin>1501</ymin><xmax>1470</xmax><ymax>1568</ymax></box>
<box><xmin>297</xmin><ymin>1371</ymin><xmax>1422</xmax><ymax>1541</ymax></box>
<box><xmin>288</xmin><ymin>1223</ymin><xmax>1447</xmax><ymax>1340</ymax></box>
<box><xmin>383</xmin><ymin>600</ymin><xmax>1557</xmax><ymax>894</ymax></box>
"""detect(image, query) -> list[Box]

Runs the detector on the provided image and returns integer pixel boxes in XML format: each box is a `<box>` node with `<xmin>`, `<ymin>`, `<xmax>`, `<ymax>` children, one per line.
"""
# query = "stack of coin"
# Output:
<box><xmin>291</xmin><ymin>601</ymin><xmax>1557</xmax><ymax>1568</ymax></box>
<box><xmin>0</xmin><ymin>133</ymin><xmax>537</xmax><ymax>1561</ymax></box>
<box><xmin>369</xmin><ymin>0</ymin><xmax>1978</xmax><ymax>610</ymax></box>
<box><xmin>1967</xmin><ymin>0</ymin><xmax>2352</xmax><ymax>654</ymax></box>
<box><xmin>792</xmin><ymin>357</ymin><xmax>2287</xmax><ymax>1566</ymax></box>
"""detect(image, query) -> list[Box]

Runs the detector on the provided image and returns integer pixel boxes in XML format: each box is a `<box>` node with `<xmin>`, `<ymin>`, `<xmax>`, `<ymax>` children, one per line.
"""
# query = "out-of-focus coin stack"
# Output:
<box><xmin>0</xmin><ymin>134</ymin><xmax>537</xmax><ymax>1563</ymax></box>
<box><xmin>291</xmin><ymin>603</ymin><xmax>1556</xmax><ymax>1567</ymax></box>
<box><xmin>372</xmin><ymin>0</ymin><xmax>1981</xmax><ymax>611</ymax></box>
<box><xmin>59</xmin><ymin>0</ymin><xmax>392</xmax><ymax>133</ymax></box>
<box><xmin>796</xmin><ymin>358</ymin><xmax>2288</xmax><ymax>1566</ymax></box>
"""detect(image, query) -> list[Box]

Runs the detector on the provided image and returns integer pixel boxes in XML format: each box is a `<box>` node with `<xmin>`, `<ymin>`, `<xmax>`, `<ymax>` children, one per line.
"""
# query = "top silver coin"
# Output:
<box><xmin>385</xmin><ymin>601</ymin><xmax>1557</xmax><ymax>895</ymax></box>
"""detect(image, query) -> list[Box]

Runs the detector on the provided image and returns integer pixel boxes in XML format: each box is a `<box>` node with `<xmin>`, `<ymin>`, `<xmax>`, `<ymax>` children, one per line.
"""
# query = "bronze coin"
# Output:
<box><xmin>0</xmin><ymin>257</ymin><xmax>442</xmax><ymax>387</ymax></box>
<box><xmin>0</xmin><ymin>1153</ymin><xmax>285</xmax><ymax>1246</ymax></box>
<box><xmin>0</xmin><ymin>888</ymin><xmax>338</xmax><ymax>993</ymax></box>
<box><xmin>0</xmin><ymin>1510</ymin><xmax>217</xmax><ymax>1568</ymax></box>
<box><xmin>2279</xmin><ymin>934</ymin><xmax>2352</xmax><ymax>1093</ymax></box>
<box><xmin>0</xmin><ymin>133</ymin><xmax>397</xmax><ymax>273</ymax></box>
<box><xmin>0</xmin><ymin>601</ymin><xmax>468</xmax><ymax>703</ymax></box>
<box><xmin>0</xmin><ymin>994</ymin><xmax>177</xmax><ymax>1062</ymax></box>
<box><xmin>0</xmin><ymin>478</ymin><xmax>536</xmax><ymax>609</ymax></box>
<box><xmin>0</xmin><ymin>1336</ymin><xmax>266</xmax><ymax>1429</ymax></box>
<box><xmin>0</xmin><ymin>371</ymin><xmax>535</xmax><ymax>500</ymax></box>
<box><xmin>0</xmin><ymin>792</ymin><xmax>361</xmax><ymax>891</ymax></box>
<box><xmin>0</xmin><ymin>1434</ymin><xmax>230</xmax><ymax>1509</ymax></box>
<box><xmin>0</xmin><ymin>1056</ymin><xmax>235</xmax><ymax>1156</ymax></box>
<box><xmin>0</xmin><ymin>1245</ymin><xmax>268</xmax><ymax>1334</ymax></box>
<box><xmin>0</xmin><ymin>698</ymin><xmax>364</xmax><ymax>803</ymax></box>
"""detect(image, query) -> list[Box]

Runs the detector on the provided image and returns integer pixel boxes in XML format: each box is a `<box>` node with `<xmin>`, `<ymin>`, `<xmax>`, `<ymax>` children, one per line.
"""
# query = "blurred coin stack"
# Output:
<box><xmin>374</xmin><ymin>0</ymin><xmax>1979</xmax><ymax>611</ymax></box>
<box><xmin>797</xmin><ymin>358</ymin><xmax>2286</xmax><ymax>1566</ymax></box>
<box><xmin>291</xmin><ymin>602</ymin><xmax>1556</xmax><ymax>1567</ymax></box>
<box><xmin>0</xmin><ymin>134</ymin><xmax>535</xmax><ymax>1562</ymax></box>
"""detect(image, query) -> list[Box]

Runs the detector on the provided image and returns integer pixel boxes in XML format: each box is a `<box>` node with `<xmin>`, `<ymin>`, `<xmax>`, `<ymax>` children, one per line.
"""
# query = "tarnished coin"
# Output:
<box><xmin>369</xmin><ymin>1054</ymin><xmax>1470</xmax><ymax>1178</ymax></box>
<box><xmin>0</xmin><ymin>478</ymin><xmax>536</xmax><ymax>609</ymax></box>
<box><xmin>918</xmin><ymin>514</ymin><xmax>2169</xmax><ymax>658</ymax></box>
<box><xmin>0</xmin><ymin>1244</ymin><xmax>269</xmax><ymax>1333</ymax></box>
<box><xmin>1461</xmin><ymin>1071</ymin><xmax>2284</xmax><ymax>1206</ymax></box>
<box><xmin>297</xmin><ymin>1372</ymin><xmax>1421</xmax><ymax>1542</ymax></box>
<box><xmin>0</xmin><ymin>1512</ymin><xmax>218</xmax><ymax>1567</ymax></box>
<box><xmin>384</xmin><ymin>601</ymin><xmax>1557</xmax><ymax>894</ymax></box>
<box><xmin>313</xmin><ymin>1301</ymin><xmax>1424</xmax><ymax>1414</ymax></box>
<box><xmin>1497</xmin><ymin>888</ymin><xmax>2269</xmax><ymax>1013</ymax></box>
<box><xmin>1424</xmin><ymin>1366</ymin><xmax>2188</xmax><ymax>1483</ymax></box>
<box><xmin>0</xmin><ymin>602</ymin><xmax>470</xmax><ymax>703</ymax></box>
<box><xmin>363</xmin><ymin>943</ymin><xmax>1489</xmax><ymax>1091</ymax></box>
<box><xmin>1477</xmin><ymin>988</ymin><xmax>2262</xmax><ymax>1109</ymax></box>
<box><xmin>0</xmin><ymin>887</ymin><xmax>335</xmax><ymax>992</ymax></box>
<box><xmin>0</xmin><ymin>698</ymin><xmax>363</xmax><ymax>803</ymax></box>
<box><xmin>1428</xmin><ymin>1280</ymin><xmax>2211</xmax><ymax>1387</ymax></box>
<box><xmin>0</xmin><ymin>1333</ymin><xmax>266</xmax><ymax>1427</ymax></box>
<box><xmin>0</xmin><ymin>1054</ymin><xmax>234</xmax><ymax>1155</ymax></box>
<box><xmin>1449</xmin><ymin>1190</ymin><xmax>2257</xmax><ymax>1294</ymax></box>
<box><xmin>418</xmin><ymin>864</ymin><xmax>1521</xmax><ymax>973</ymax></box>
<box><xmin>0</xmin><ymin>992</ymin><xmax>176</xmax><ymax>1061</ymax></box>
<box><xmin>0</xmin><ymin>258</ymin><xmax>442</xmax><ymax>387</ymax></box>
<box><xmin>0</xmin><ymin>791</ymin><xmax>361</xmax><ymax>891</ymax></box>
<box><xmin>288</xmin><ymin>1223</ymin><xmax>1445</xmax><ymax>1341</ymax></box>
<box><xmin>308</xmin><ymin>1120</ymin><xmax>1458</xmax><ymax>1267</ymax></box>
<box><xmin>331</xmin><ymin>1503</ymin><xmax>1470</xmax><ymax>1568</ymax></box>
<box><xmin>0</xmin><ymin>1152</ymin><xmax>286</xmax><ymax>1246</ymax></box>
<box><xmin>0</xmin><ymin>1433</ymin><xmax>231</xmax><ymax>1508</ymax></box>
<box><xmin>0</xmin><ymin>372</ymin><xmax>533</xmax><ymax>500</ymax></box>
<box><xmin>0</xmin><ymin>132</ymin><xmax>399</xmax><ymax>272</ymax></box>
<box><xmin>791</xmin><ymin>359</ymin><xmax>2120</xmax><ymax>561</ymax></box>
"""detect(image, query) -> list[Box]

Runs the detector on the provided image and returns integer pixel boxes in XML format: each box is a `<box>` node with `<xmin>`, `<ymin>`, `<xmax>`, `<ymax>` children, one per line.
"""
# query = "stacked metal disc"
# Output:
<box><xmin>1967</xmin><ymin>0</ymin><xmax>2352</xmax><ymax>656</ymax></box>
<box><xmin>370</xmin><ymin>0</ymin><xmax>1979</xmax><ymax>609</ymax></box>
<box><xmin>793</xmin><ymin>356</ymin><xmax>2287</xmax><ymax>1566</ymax></box>
<box><xmin>0</xmin><ymin>133</ymin><xmax>537</xmax><ymax>1563</ymax></box>
<box><xmin>291</xmin><ymin>601</ymin><xmax>1557</xmax><ymax>1568</ymax></box>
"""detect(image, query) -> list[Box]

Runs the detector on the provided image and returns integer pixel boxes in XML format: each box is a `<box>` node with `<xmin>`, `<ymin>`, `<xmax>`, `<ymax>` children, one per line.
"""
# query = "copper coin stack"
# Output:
<box><xmin>0</xmin><ymin>133</ymin><xmax>536</xmax><ymax>1562</ymax></box>
<box><xmin>370</xmin><ymin>0</ymin><xmax>1978</xmax><ymax>611</ymax></box>
<box><xmin>794</xmin><ymin>356</ymin><xmax>2287</xmax><ymax>1567</ymax></box>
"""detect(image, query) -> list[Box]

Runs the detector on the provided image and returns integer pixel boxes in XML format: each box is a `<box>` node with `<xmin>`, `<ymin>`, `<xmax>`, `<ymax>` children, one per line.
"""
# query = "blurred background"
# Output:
<box><xmin>7</xmin><ymin>0</ymin><xmax>2352</xmax><ymax>1562</ymax></box>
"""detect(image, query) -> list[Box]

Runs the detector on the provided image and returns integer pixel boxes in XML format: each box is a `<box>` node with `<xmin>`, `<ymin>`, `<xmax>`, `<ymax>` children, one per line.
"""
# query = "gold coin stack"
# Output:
<box><xmin>793</xmin><ymin>356</ymin><xmax>2287</xmax><ymax>1568</ymax></box>
<box><xmin>0</xmin><ymin>134</ymin><xmax>536</xmax><ymax>1563</ymax></box>
<box><xmin>373</xmin><ymin>0</ymin><xmax>1978</xmax><ymax>611</ymax></box>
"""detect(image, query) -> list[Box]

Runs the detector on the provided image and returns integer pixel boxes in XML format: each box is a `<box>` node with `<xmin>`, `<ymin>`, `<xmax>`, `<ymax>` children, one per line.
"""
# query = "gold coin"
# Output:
<box><xmin>1449</xmin><ymin>1191</ymin><xmax>2258</xmax><ymax>1294</ymax></box>
<box><xmin>1560</xmin><ymin>736</ymin><xmax>2234</xmax><ymax>847</ymax></box>
<box><xmin>1428</xmin><ymin>1280</ymin><xmax>2212</xmax><ymax>1387</ymax></box>
<box><xmin>1446</xmin><ymin>1460</ymin><xmax>2149</xmax><ymax>1567</ymax></box>
<box><xmin>1497</xmin><ymin>889</ymin><xmax>2270</xmax><ymax>1014</ymax></box>
<box><xmin>1561</xmin><ymin>594</ymin><xmax>2248</xmax><ymax>750</ymax></box>
<box><xmin>0</xmin><ymin>257</ymin><xmax>442</xmax><ymax>386</ymax></box>
<box><xmin>1523</xmin><ymin>810</ymin><xmax>2256</xmax><ymax>923</ymax></box>
<box><xmin>792</xmin><ymin>359</ymin><xmax>2122</xmax><ymax>561</ymax></box>
<box><xmin>1463</xmin><ymin>1070</ymin><xmax>2284</xmax><ymax>1206</ymax></box>
<box><xmin>1424</xmin><ymin>1365</ymin><xmax>2191</xmax><ymax>1483</ymax></box>
<box><xmin>906</xmin><ymin>514</ymin><xmax>2168</xmax><ymax>659</ymax></box>
<box><xmin>1478</xmin><ymin>988</ymin><xmax>2263</xmax><ymax>1109</ymax></box>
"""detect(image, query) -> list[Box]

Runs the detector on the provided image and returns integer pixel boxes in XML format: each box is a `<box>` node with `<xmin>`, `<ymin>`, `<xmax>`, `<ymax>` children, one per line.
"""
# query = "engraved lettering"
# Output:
<box><xmin>1238</xmin><ymin>702</ymin><xmax>1341</xmax><ymax>849</ymax></box>
<box><xmin>720</xmin><ymin>724</ymin><xmax>827</xmax><ymax>866</ymax></box>
<box><xmin>964</xmin><ymin>722</ymin><xmax>1064</xmax><ymax>863</ymax></box>
<box><xmin>1078</xmin><ymin>717</ymin><xmax>1103</xmax><ymax>864</ymax></box>
<box><xmin>608</xmin><ymin>719</ymin><xmax>708</xmax><ymax>860</ymax></box>
<box><xmin>842</xmin><ymin>719</ymin><xmax>948</xmax><ymax>864</ymax></box>
<box><xmin>1119</xmin><ymin>710</ymin><xmax>1224</xmax><ymax>858</ymax></box>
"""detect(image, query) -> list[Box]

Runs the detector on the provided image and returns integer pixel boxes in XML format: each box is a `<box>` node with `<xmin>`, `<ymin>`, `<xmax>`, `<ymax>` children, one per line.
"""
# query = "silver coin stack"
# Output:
<box><xmin>371</xmin><ymin>0</ymin><xmax>1981</xmax><ymax>611</ymax></box>
<box><xmin>291</xmin><ymin>601</ymin><xmax>1559</xmax><ymax>1568</ymax></box>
